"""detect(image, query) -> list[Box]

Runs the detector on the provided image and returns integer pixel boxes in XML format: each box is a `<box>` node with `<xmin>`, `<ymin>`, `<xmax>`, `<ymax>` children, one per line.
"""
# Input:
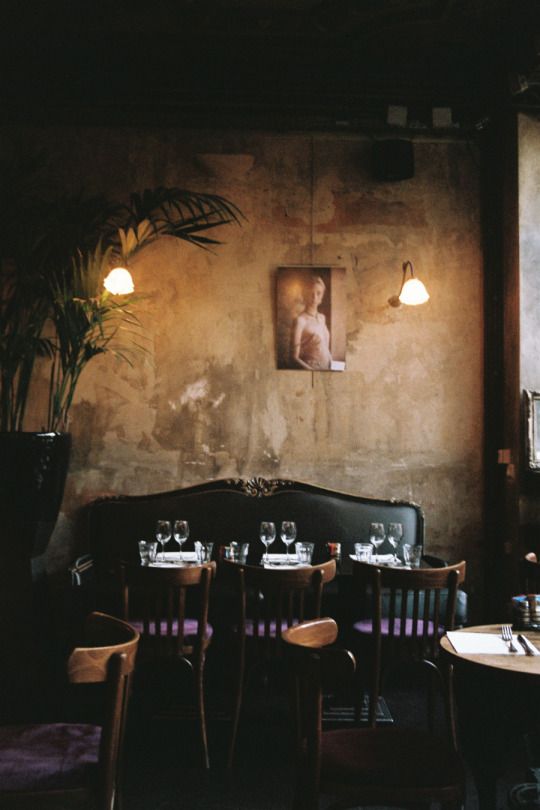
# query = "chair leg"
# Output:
<box><xmin>195</xmin><ymin>655</ymin><xmax>210</xmax><ymax>770</ymax></box>
<box><xmin>227</xmin><ymin>636</ymin><xmax>246</xmax><ymax>769</ymax></box>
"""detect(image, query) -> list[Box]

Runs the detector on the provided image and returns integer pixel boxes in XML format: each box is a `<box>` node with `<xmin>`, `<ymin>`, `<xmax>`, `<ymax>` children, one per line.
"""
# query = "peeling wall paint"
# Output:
<box><xmin>3</xmin><ymin>127</ymin><xmax>484</xmax><ymax>609</ymax></box>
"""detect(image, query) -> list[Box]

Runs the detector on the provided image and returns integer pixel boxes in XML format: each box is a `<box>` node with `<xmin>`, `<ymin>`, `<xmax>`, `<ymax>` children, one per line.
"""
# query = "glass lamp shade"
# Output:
<box><xmin>399</xmin><ymin>277</ymin><xmax>429</xmax><ymax>306</ymax></box>
<box><xmin>103</xmin><ymin>267</ymin><xmax>135</xmax><ymax>295</ymax></box>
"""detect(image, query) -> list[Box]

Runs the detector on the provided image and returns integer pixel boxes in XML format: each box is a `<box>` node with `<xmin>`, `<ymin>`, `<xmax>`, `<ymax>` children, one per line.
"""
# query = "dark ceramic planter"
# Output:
<box><xmin>0</xmin><ymin>432</ymin><xmax>71</xmax><ymax>557</ymax></box>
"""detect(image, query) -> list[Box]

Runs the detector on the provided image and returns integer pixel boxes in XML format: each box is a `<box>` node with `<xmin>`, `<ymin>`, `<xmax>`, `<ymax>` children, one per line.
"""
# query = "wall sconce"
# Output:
<box><xmin>388</xmin><ymin>260</ymin><xmax>430</xmax><ymax>307</ymax></box>
<box><xmin>103</xmin><ymin>266</ymin><xmax>135</xmax><ymax>295</ymax></box>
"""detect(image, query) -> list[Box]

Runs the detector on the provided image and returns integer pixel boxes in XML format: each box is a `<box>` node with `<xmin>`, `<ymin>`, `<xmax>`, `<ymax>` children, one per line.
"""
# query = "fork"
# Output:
<box><xmin>501</xmin><ymin>624</ymin><xmax>518</xmax><ymax>652</ymax></box>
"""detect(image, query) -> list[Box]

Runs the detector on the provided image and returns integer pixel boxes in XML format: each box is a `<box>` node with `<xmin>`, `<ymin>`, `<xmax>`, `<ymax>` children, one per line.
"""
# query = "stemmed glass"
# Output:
<box><xmin>387</xmin><ymin>522</ymin><xmax>404</xmax><ymax>564</ymax></box>
<box><xmin>260</xmin><ymin>521</ymin><xmax>276</xmax><ymax>563</ymax></box>
<box><xmin>369</xmin><ymin>523</ymin><xmax>386</xmax><ymax>558</ymax></box>
<box><xmin>155</xmin><ymin>519</ymin><xmax>171</xmax><ymax>563</ymax></box>
<box><xmin>281</xmin><ymin>521</ymin><xmax>297</xmax><ymax>562</ymax></box>
<box><xmin>173</xmin><ymin>519</ymin><xmax>189</xmax><ymax>562</ymax></box>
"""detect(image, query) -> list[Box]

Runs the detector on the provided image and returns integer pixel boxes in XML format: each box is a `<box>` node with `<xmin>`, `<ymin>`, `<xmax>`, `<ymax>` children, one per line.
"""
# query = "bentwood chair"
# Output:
<box><xmin>350</xmin><ymin>559</ymin><xmax>467</xmax><ymax>737</ymax></box>
<box><xmin>0</xmin><ymin>611</ymin><xmax>139</xmax><ymax>810</ymax></box>
<box><xmin>283</xmin><ymin>617</ymin><xmax>465</xmax><ymax>810</ymax></box>
<box><xmin>219</xmin><ymin>558</ymin><xmax>336</xmax><ymax>768</ymax></box>
<box><xmin>119</xmin><ymin>561</ymin><xmax>215</xmax><ymax>768</ymax></box>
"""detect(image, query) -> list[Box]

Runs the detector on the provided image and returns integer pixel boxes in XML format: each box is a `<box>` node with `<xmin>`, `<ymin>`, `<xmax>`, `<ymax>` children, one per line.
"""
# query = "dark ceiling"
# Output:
<box><xmin>1</xmin><ymin>0</ymin><xmax>539</xmax><ymax>132</ymax></box>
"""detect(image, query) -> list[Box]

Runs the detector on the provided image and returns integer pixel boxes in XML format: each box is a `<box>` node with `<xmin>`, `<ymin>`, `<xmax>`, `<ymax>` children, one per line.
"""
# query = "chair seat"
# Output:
<box><xmin>352</xmin><ymin>617</ymin><xmax>443</xmax><ymax>637</ymax></box>
<box><xmin>0</xmin><ymin>723</ymin><xmax>101</xmax><ymax>792</ymax></box>
<box><xmin>130</xmin><ymin>618</ymin><xmax>213</xmax><ymax>639</ymax></box>
<box><xmin>321</xmin><ymin>726</ymin><xmax>463</xmax><ymax>793</ymax></box>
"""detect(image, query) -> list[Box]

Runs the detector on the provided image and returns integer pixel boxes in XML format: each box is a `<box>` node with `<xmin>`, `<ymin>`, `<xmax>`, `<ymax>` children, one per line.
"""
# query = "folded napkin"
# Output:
<box><xmin>446</xmin><ymin>631</ymin><xmax>534</xmax><ymax>655</ymax></box>
<box><xmin>150</xmin><ymin>551</ymin><xmax>198</xmax><ymax>567</ymax></box>
<box><xmin>265</xmin><ymin>554</ymin><xmax>297</xmax><ymax>563</ymax></box>
<box><xmin>263</xmin><ymin>562</ymin><xmax>309</xmax><ymax>570</ymax></box>
<box><xmin>349</xmin><ymin>553</ymin><xmax>406</xmax><ymax>566</ymax></box>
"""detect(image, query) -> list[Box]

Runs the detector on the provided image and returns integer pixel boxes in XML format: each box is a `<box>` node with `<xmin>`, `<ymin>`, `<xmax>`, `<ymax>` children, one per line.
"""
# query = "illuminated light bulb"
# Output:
<box><xmin>103</xmin><ymin>267</ymin><xmax>134</xmax><ymax>295</ymax></box>
<box><xmin>399</xmin><ymin>277</ymin><xmax>430</xmax><ymax>306</ymax></box>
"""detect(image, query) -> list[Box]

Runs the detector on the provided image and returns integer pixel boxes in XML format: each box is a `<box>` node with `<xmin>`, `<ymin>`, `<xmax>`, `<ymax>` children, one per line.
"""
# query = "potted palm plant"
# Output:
<box><xmin>0</xmin><ymin>155</ymin><xmax>242</xmax><ymax>556</ymax></box>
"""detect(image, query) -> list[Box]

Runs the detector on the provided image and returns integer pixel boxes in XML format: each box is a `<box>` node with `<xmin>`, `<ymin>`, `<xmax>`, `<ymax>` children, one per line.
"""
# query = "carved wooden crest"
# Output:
<box><xmin>225</xmin><ymin>477</ymin><xmax>293</xmax><ymax>497</ymax></box>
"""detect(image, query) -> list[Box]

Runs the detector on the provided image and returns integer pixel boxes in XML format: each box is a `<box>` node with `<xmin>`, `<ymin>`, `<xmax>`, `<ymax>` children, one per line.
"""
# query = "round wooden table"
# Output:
<box><xmin>441</xmin><ymin>624</ymin><xmax>540</xmax><ymax>809</ymax></box>
<box><xmin>441</xmin><ymin>623</ymin><xmax>540</xmax><ymax>678</ymax></box>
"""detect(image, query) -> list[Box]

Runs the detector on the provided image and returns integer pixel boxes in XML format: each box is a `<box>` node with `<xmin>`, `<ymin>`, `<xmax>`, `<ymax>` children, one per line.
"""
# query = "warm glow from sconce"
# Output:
<box><xmin>399</xmin><ymin>277</ymin><xmax>430</xmax><ymax>305</ymax></box>
<box><xmin>103</xmin><ymin>267</ymin><xmax>135</xmax><ymax>295</ymax></box>
<box><xmin>388</xmin><ymin>260</ymin><xmax>429</xmax><ymax>307</ymax></box>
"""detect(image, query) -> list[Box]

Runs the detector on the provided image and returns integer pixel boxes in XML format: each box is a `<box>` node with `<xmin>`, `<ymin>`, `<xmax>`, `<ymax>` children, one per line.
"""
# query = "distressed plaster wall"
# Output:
<box><xmin>519</xmin><ymin>113</ymin><xmax>540</xmax><ymax>393</ymax></box>
<box><xmin>519</xmin><ymin>112</ymin><xmax>540</xmax><ymax>527</ymax></box>
<box><xmin>9</xmin><ymin>127</ymin><xmax>483</xmax><ymax>607</ymax></box>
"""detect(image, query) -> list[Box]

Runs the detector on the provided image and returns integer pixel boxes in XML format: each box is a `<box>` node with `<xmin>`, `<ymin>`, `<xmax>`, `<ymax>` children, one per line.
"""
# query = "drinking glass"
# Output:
<box><xmin>369</xmin><ymin>523</ymin><xmax>385</xmax><ymax>556</ymax></box>
<box><xmin>295</xmin><ymin>542</ymin><xmax>314</xmax><ymax>564</ymax></box>
<box><xmin>403</xmin><ymin>544</ymin><xmax>422</xmax><ymax>568</ymax></box>
<box><xmin>173</xmin><ymin>519</ymin><xmax>189</xmax><ymax>562</ymax></box>
<box><xmin>260</xmin><ymin>521</ymin><xmax>276</xmax><ymax>563</ymax></box>
<box><xmin>155</xmin><ymin>520</ymin><xmax>171</xmax><ymax>563</ymax></box>
<box><xmin>195</xmin><ymin>541</ymin><xmax>213</xmax><ymax>563</ymax></box>
<box><xmin>354</xmin><ymin>543</ymin><xmax>373</xmax><ymax>563</ymax></box>
<box><xmin>387</xmin><ymin>522</ymin><xmax>404</xmax><ymax>563</ymax></box>
<box><xmin>281</xmin><ymin>521</ymin><xmax>297</xmax><ymax>562</ymax></box>
<box><xmin>138</xmin><ymin>540</ymin><xmax>157</xmax><ymax>565</ymax></box>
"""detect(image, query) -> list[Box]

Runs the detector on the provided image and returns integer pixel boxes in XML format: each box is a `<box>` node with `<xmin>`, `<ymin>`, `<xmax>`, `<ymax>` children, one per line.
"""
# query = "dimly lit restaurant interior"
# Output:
<box><xmin>3</xmin><ymin>2</ymin><xmax>540</xmax><ymax>808</ymax></box>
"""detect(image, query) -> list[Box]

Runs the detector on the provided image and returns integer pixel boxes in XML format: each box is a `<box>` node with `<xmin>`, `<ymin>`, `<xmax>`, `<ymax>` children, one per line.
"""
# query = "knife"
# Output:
<box><xmin>517</xmin><ymin>634</ymin><xmax>538</xmax><ymax>656</ymax></box>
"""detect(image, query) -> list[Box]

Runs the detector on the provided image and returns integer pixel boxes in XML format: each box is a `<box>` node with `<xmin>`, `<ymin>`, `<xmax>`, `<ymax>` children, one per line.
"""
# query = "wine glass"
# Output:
<box><xmin>173</xmin><ymin>519</ymin><xmax>189</xmax><ymax>562</ymax></box>
<box><xmin>281</xmin><ymin>521</ymin><xmax>297</xmax><ymax>562</ymax></box>
<box><xmin>155</xmin><ymin>519</ymin><xmax>171</xmax><ymax>563</ymax></box>
<box><xmin>369</xmin><ymin>523</ymin><xmax>386</xmax><ymax>558</ymax></box>
<box><xmin>260</xmin><ymin>521</ymin><xmax>276</xmax><ymax>563</ymax></box>
<box><xmin>387</xmin><ymin>522</ymin><xmax>404</xmax><ymax>564</ymax></box>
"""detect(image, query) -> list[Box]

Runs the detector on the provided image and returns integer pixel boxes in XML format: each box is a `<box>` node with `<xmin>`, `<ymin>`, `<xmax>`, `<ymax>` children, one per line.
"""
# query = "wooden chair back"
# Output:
<box><xmin>0</xmin><ymin>611</ymin><xmax>139</xmax><ymax>810</ymax></box>
<box><xmin>220</xmin><ymin>559</ymin><xmax>335</xmax><ymax>768</ymax></box>
<box><xmin>352</xmin><ymin>559</ymin><xmax>466</xmax><ymax>726</ymax></box>
<box><xmin>283</xmin><ymin>618</ymin><xmax>356</xmax><ymax>806</ymax></box>
<box><xmin>119</xmin><ymin>562</ymin><xmax>215</xmax><ymax>658</ymax></box>
<box><xmin>221</xmin><ymin>558</ymin><xmax>336</xmax><ymax>652</ymax></box>
<box><xmin>70</xmin><ymin>612</ymin><xmax>139</xmax><ymax>810</ymax></box>
<box><xmin>282</xmin><ymin>616</ymin><xmax>465</xmax><ymax>810</ymax></box>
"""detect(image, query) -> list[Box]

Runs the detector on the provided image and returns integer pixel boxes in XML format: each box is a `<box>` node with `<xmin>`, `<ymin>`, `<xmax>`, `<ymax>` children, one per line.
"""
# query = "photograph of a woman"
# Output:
<box><xmin>291</xmin><ymin>274</ymin><xmax>332</xmax><ymax>370</ymax></box>
<box><xmin>276</xmin><ymin>266</ymin><xmax>346</xmax><ymax>371</ymax></box>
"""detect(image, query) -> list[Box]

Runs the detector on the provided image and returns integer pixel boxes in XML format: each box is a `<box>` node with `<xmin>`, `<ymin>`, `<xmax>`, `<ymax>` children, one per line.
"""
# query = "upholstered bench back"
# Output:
<box><xmin>82</xmin><ymin>477</ymin><xmax>424</xmax><ymax>574</ymax></box>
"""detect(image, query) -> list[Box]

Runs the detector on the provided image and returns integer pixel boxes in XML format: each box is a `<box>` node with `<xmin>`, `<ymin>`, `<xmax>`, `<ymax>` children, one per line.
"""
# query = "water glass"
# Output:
<box><xmin>354</xmin><ymin>543</ymin><xmax>373</xmax><ymax>563</ymax></box>
<box><xmin>403</xmin><ymin>544</ymin><xmax>422</xmax><ymax>568</ymax></box>
<box><xmin>226</xmin><ymin>542</ymin><xmax>250</xmax><ymax>563</ymax></box>
<box><xmin>195</xmin><ymin>541</ymin><xmax>214</xmax><ymax>563</ymax></box>
<box><xmin>295</xmin><ymin>541</ymin><xmax>314</xmax><ymax>564</ymax></box>
<box><xmin>139</xmin><ymin>540</ymin><xmax>157</xmax><ymax>565</ymax></box>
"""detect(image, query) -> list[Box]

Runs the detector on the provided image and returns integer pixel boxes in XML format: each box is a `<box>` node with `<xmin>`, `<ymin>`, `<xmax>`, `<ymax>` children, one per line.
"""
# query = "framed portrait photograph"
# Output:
<box><xmin>525</xmin><ymin>390</ymin><xmax>540</xmax><ymax>471</ymax></box>
<box><xmin>276</xmin><ymin>266</ymin><xmax>346</xmax><ymax>371</ymax></box>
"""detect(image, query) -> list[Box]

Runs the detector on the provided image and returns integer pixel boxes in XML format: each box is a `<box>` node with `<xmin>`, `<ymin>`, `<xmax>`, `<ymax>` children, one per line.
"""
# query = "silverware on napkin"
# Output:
<box><xmin>517</xmin><ymin>634</ymin><xmax>539</xmax><ymax>656</ymax></box>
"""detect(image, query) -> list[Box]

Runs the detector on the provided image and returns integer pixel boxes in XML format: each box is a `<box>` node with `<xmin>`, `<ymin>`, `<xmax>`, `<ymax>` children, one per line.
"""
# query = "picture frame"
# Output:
<box><xmin>275</xmin><ymin>265</ymin><xmax>346</xmax><ymax>371</ymax></box>
<box><xmin>525</xmin><ymin>390</ymin><xmax>540</xmax><ymax>470</ymax></box>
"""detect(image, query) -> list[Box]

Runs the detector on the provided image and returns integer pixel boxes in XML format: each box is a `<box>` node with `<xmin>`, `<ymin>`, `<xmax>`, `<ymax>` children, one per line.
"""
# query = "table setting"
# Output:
<box><xmin>347</xmin><ymin>523</ymin><xmax>423</xmax><ymax>568</ymax></box>
<box><xmin>138</xmin><ymin>521</ymin><xmax>216</xmax><ymax>567</ymax></box>
<box><xmin>446</xmin><ymin>625</ymin><xmax>540</xmax><ymax>656</ymax></box>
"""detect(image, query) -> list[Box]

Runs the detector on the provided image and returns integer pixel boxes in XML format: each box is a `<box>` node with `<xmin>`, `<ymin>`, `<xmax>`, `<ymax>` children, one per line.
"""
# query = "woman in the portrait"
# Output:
<box><xmin>290</xmin><ymin>274</ymin><xmax>332</xmax><ymax>370</ymax></box>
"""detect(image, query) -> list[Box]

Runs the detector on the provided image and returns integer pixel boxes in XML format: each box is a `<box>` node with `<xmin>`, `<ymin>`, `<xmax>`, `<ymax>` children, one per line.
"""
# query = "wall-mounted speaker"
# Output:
<box><xmin>372</xmin><ymin>139</ymin><xmax>414</xmax><ymax>181</ymax></box>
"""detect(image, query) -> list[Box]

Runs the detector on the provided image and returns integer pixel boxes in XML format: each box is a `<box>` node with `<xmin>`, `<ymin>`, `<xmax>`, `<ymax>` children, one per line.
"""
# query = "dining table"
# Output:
<box><xmin>441</xmin><ymin>623</ymin><xmax>540</xmax><ymax>809</ymax></box>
